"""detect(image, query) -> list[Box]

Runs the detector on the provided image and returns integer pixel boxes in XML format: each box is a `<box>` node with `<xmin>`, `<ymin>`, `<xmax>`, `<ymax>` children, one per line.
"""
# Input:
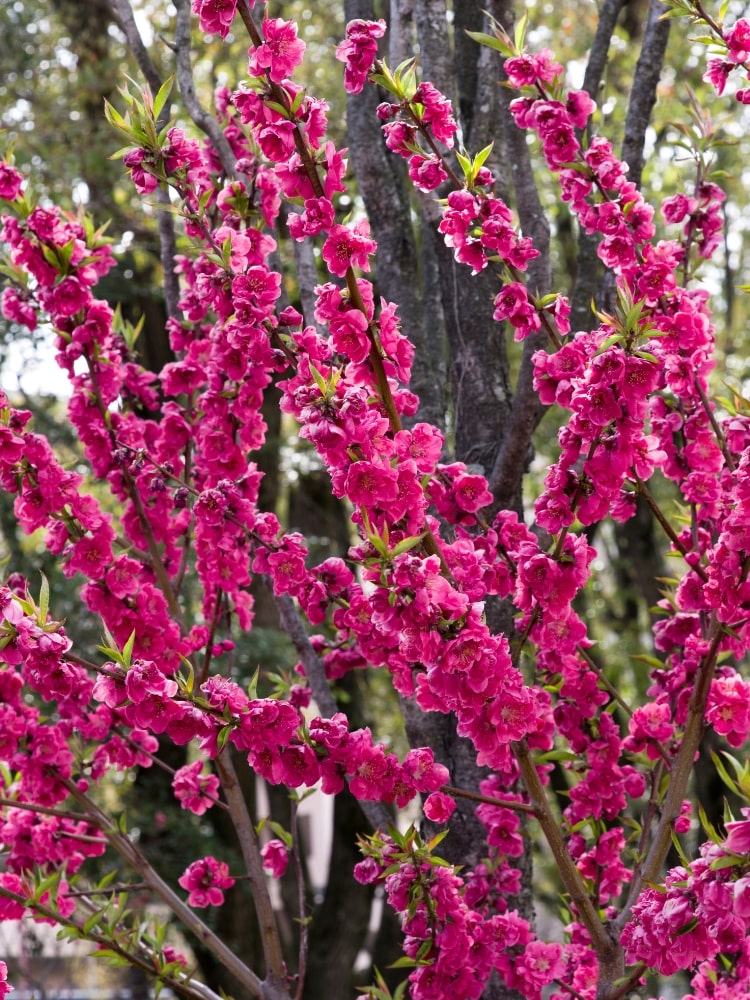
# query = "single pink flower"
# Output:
<box><xmin>248</xmin><ymin>18</ymin><xmax>306</xmax><ymax>84</ymax></box>
<box><xmin>336</xmin><ymin>19</ymin><xmax>386</xmax><ymax>94</ymax></box>
<box><xmin>261</xmin><ymin>839</ymin><xmax>289</xmax><ymax>878</ymax></box>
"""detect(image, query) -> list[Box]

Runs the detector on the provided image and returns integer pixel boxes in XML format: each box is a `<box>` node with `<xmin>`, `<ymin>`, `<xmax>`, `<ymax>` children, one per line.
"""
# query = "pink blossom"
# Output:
<box><xmin>0</xmin><ymin>960</ymin><xmax>11</xmax><ymax>998</ymax></box>
<box><xmin>248</xmin><ymin>18</ymin><xmax>306</xmax><ymax>84</ymax></box>
<box><xmin>321</xmin><ymin>221</ymin><xmax>377</xmax><ymax>277</ymax></box>
<box><xmin>178</xmin><ymin>856</ymin><xmax>235</xmax><ymax>907</ymax></box>
<box><xmin>192</xmin><ymin>0</ymin><xmax>238</xmax><ymax>39</ymax></box>
<box><xmin>345</xmin><ymin>461</ymin><xmax>399</xmax><ymax>508</ymax></box>
<box><xmin>408</xmin><ymin>154</ymin><xmax>448</xmax><ymax>192</ymax></box>
<box><xmin>724</xmin><ymin>810</ymin><xmax>750</xmax><ymax>855</ymax></box>
<box><xmin>423</xmin><ymin>791</ymin><xmax>456</xmax><ymax>823</ymax></box>
<box><xmin>0</xmin><ymin>163</ymin><xmax>24</xmax><ymax>201</ymax></box>
<box><xmin>704</xmin><ymin>58</ymin><xmax>733</xmax><ymax>95</ymax></box>
<box><xmin>172</xmin><ymin>761</ymin><xmax>220</xmax><ymax>815</ymax></box>
<box><xmin>725</xmin><ymin>18</ymin><xmax>750</xmax><ymax>62</ymax></box>
<box><xmin>336</xmin><ymin>18</ymin><xmax>386</xmax><ymax>95</ymax></box>
<box><xmin>261</xmin><ymin>838</ymin><xmax>289</xmax><ymax>878</ymax></box>
<box><xmin>412</xmin><ymin>82</ymin><xmax>458</xmax><ymax>147</ymax></box>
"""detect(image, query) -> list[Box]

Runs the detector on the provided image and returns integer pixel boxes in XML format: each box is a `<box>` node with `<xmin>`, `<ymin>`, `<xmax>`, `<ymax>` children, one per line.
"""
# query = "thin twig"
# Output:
<box><xmin>213</xmin><ymin>752</ymin><xmax>289</xmax><ymax>1000</ymax></box>
<box><xmin>64</xmin><ymin>778</ymin><xmax>266</xmax><ymax>997</ymax></box>
<box><xmin>173</xmin><ymin>0</ymin><xmax>238</xmax><ymax>178</ymax></box>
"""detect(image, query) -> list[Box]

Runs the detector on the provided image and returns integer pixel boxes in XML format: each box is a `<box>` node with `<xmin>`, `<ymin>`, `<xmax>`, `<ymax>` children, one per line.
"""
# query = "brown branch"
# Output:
<box><xmin>213</xmin><ymin>752</ymin><xmax>289</xmax><ymax>1000</ymax></box>
<box><xmin>513</xmin><ymin>739</ymin><xmax>609</xmax><ymax>954</ymax></box>
<box><xmin>443</xmin><ymin>784</ymin><xmax>536</xmax><ymax>814</ymax></box>
<box><xmin>173</xmin><ymin>0</ymin><xmax>237</xmax><ymax>178</ymax></box>
<box><xmin>615</xmin><ymin>618</ymin><xmax>724</xmax><ymax>929</ymax></box>
<box><xmin>64</xmin><ymin>779</ymin><xmax>266</xmax><ymax>997</ymax></box>
<box><xmin>0</xmin><ymin>885</ymin><xmax>222</xmax><ymax>1000</ymax></box>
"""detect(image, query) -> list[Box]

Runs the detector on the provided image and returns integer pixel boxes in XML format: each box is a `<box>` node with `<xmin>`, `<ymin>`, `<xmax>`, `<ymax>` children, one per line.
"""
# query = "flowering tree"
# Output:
<box><xmin>2</xmin><ymin>1</ymin><xmax>750</xmax><ymax>999</ymax></box>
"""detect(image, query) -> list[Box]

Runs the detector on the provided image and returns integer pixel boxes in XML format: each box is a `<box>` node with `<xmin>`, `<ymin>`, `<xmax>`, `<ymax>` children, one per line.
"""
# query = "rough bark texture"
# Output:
<box><xmin>342</xmin><ymin>3</ymin><xmax>546</xmax><ymax>997</ymax></box>
<box><xmin>345</xmin><ymin>0</ymin><xmax>447</xmax><ymax>429</ymax></box>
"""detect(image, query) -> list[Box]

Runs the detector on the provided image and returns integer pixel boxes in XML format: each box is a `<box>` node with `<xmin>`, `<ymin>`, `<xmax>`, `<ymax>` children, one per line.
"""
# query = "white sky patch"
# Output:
<box><xmin>4</xmin><ymin>329</ymin><xmax>71</xmax><ymax>398</ymax></box>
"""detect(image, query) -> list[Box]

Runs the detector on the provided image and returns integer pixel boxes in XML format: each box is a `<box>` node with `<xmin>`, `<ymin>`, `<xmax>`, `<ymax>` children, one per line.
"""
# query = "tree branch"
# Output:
<box><xmin>64</xmin><ymin>779</ymin><xmax>266</xmax><ymax>997</ymax></box>
<box><xmin>173</xmin><ymin>0</ymin><xmax>237</xmax><ymax>178</ymax></box>
<box><xmin>214</xmin><ymin>752</ymin><xmax>289</xmax><ymax>1000</ymax></box>
<box><xmin>111</xmin><ymin>0</ymin><xmax>182</xmax><ymax>319</ymax></box>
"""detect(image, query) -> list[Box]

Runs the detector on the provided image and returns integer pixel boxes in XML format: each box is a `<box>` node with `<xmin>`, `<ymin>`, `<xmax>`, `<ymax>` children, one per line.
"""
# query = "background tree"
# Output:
<box><xmin>2</xmin><ymin>2</ymin><xmax>750</xmax><ymax>1000</ymax></box>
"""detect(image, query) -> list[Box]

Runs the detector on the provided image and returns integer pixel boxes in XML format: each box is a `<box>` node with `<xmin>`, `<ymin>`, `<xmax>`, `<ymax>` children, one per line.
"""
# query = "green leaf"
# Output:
<box><xmin>122</xmin><ymin>629</ymin><xmax>136</xmax><ymax>669</ymax></box>
<box><xmin>246</xmin><ymin>666</ymin><xmax>260</xmax><ymax>700</ymax></box>
<box><xmin>670</xmin><ymin>829</ymin><xmax>691</xmax><ymax>867</ymax></box>
<box><xmin>513</xmin><ymin>12</ymin><xmax>529</xmax><ymax>53</ymax></box>
<box><xmin>710</xmin><ymin>853</ymin><xmax>743</xmax><ymax>871</ymax></box>
<box><xmin>92</xmin><ymin>948</ymin><xmax>130</xmax><ymax>966</ymax></box>
<box><xmin>465</xmin><ymin>30</ymin><xmax>513</xmax><ymax>57</ymax></box>
<box><xmin>216</xmin><ymin>724</ymin><xmax>233</xmax><ymax>751</ymax></box>
<box><xmin>83</xmin><ymin>910</ymin><xmax>105</xmax><ymax>935</ymax></box>
<box><xmin>473</xmin><ymin>141</ymin><xmax>494</xmax><ymax>171</ymax></box>
<box><xmin>152</xmin><ymin>75</ymin><xmax>174</xmax><ymax>123</ymax></box>
<box><xmin>38</xmin><ymin>572</ymin><xmax>49</xmax><ymax>624</ymax></box>
<box><xmin>388</xmin><ymin>956</ymin><xmax>418</xmax><ymax>969</ymax></box>
<box><xmin>455</xmin><ymin>150</ymin><xmax>472</xmax><ymax>180</ymax></box>
<box><xmin>698</xmin><ymin>802</ymin><xmax>721</xmax><ymax>844</ymax></box>
<box><xmin>535</xmin><ymin>749</ymin><xmax>578</xmax><ymax>763</ymax></box>
<box><xmin>711</xmin><ymin>751</ymin><xmax>740</xmax><ymax>797</ymax></box>
<box><xmin>389</xmin><ymin>534</ymin><xmax>425</xmax><ymax>557</ymax></box>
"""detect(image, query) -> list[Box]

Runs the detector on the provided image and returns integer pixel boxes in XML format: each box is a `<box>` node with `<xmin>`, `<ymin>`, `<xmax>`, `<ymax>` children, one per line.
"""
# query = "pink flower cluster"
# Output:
<box><xmin>335</xmin><ymin>18</ymin><xmax>386</xmax><ymax>94</ymax></box>
<box><xmin>376</xmin><ymin>81</ymin><xmax>458</xmax><ymax>192</ymax></box>
<box><xmin>623</xmin><ymin>835</ymin><xmax>750</xmax><ymax>983</ymax></box>
<box><xmin>356</xmin><ymin>831</ymin><xmax>564</xmax><ymax>1000</ymax></box>
<box><xmin>704</xmin><ymin>17</ymin><xmax>750</xmax><ymax>102</ymax></box>
<box><xmin>179</xmin><ymin>856</ymin><xmax>235</xmax><ymax>908</ymax></box>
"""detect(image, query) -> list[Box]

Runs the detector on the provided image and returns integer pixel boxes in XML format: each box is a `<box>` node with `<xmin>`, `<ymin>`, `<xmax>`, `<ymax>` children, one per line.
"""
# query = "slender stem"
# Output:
<box><xmin>616</xmin><ymin>618</ymin><xmax>724</xmax><ymax>929</ymax></box>
<box><xmin>174</xmin><ymin>0</ymin><xmax>237</xmax><ymax>177</ymax></box>
<box><xmin>64</xmin><ymin>779</ymin><xmax>266</xmax><ymax>997</ymax></box>
<box><xmin>275</xmin><ymin>592</ymin><xmax>337</xmax><ymax>719</ymax></box>
<box><xmin>634</xmin><ymin>476</ymin><xmax>708</xmax><ymax>580</ymax></box>
<box><xmin>290</xmin><ymin>800</ymin><xmax>308</xmax><ymax>1000</ymax></box>
<box><xmin>694</xmin><ymin>376</ymin><xmax>735</xmax><ymax>472</ymax></box>
<box><xmin>609</xmin><ymin>962</ymin><xmax>648</xmax><ymax>1000</ymax></box>
<box><xmin>0</xmin><ymin>797</ymin><xmax>92</xmax><ymax>823</ymax></box>
<box><xmin>0</xmin><ymin>886</ymin><xmax>222</xmax><ymax>1000</ymax></box>
<box><xmin>443</xmin><ymin>784</ymin><xmax>536</xmax><ymax>814</ymax></box>
<box><xmin>576</xmin><ymin>648</ymin><xmax>635</xmax><ymax>722</ymax></box>
<box><xmin>513</xmin><ymin>739</ymin><xmax>609</xmax><ymax>954</ymax></box>
<box><xmin>214</xmin><ymin>752</ymin><xmax>289</xmax><ymax>1000</ymax></box>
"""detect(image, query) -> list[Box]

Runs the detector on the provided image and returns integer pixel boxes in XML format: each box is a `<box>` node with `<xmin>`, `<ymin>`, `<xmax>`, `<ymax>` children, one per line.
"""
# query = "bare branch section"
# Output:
<box><xmin>214</xmin><ymin>753</ymin><xmax>289</xmax><ymax>1000</ymax></box>
<box><xmin>582</xmin><ymin>0</ymin><xmax>629</xmax><ymax>104</ymax></box>
<box><xmin>274</xmin><ymin>592</ymin><xmax>392</xmax><ymax>832</ymax></box>
<box><xmin>65</xmin><ymin>780</ymin><xmax>266</xmax><ymax>998</ymax></box>
<box><xmin>569</xmin><ymin>0</ymin><xmax>628</xmax><ymax>330</ymax></box>
<box><xmin>487</xmin><ymin>0</ymin><xmax>550</xmax><ymax>511</ymax></box>
<box><xmin>111</xmin><ymin>0</ymin><xmax>182</xmax><ymax>319</ymax></box>
<box><xmin>111</xmin><ymin>0</ymin><xmax>163</xmax><ymax>95</ymax></box>
<box><xmin>173</xmin><ymin>0</ymin><xmax>237</xmax><ymax>178</ymax></box>
<box><xmin>621</xmin><ymin>0</ymin><xmax>672</xmax><ymax>189</ymax></box>
<box><xmin>598</xmin><ymin>0</ymin><xmax>671</xmax><ymax>313</ymax></box>
<box><xmin>343</xmin><ymin>0</ymin><xmax>446</xmax><ymax>429</ymax></box>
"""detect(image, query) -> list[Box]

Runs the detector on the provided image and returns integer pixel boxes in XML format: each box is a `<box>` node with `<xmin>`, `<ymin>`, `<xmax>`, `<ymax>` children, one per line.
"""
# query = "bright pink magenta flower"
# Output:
<box><xmin>336</xmin><ymin>19</ymin><xmax>386</xmax><ymax>94</ymax></box>
<box><xmin>322</xmin><ymin>221</ymin><xmax>377</xmax><ymax>277</ymax></box>
<box><xmin>261</xmin><ymin>838</ymin><xmax>289</xmax><ymax>878</ymax></box>
<box><xmin>172</xmin><ymin>761</ymin><xmax>220</xmax><ymax>815</ymax></box>
<box><xmin>192</xmin><ymin>0</ymin><xmax>238</xmax><ymax>38</ymax></box>
<box><xmin>724</xmin><ymin>809</ymin><xmax>750</xmax><ymax>854</ymax></box>
<box><xmin>0</xmin><ymin>163</ymin><xmax>23</xmax><ymax>201</ymax></box>
<box><xmin>178</xmin><ymin>856</ymin><xmax>235</xmax><ymax>907</ymax></box>
<box><xmin>0</xmin><ymin>960</ymin><xmax>11</xmax><ymax>998</ymax></box>
<box><xmin>248</xmin><ymin>18</ymin><xmax>306</xmax><ymax>84</ymax></box>
<box><xmin>725</xmin><ymin>18</ymin><xmax>750</xmax><ymax>62</ymax></box>
<box><xmin>423</xmin><ymin>791</ymin><xmax>456</xmax><ymax>823</ymax></box>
